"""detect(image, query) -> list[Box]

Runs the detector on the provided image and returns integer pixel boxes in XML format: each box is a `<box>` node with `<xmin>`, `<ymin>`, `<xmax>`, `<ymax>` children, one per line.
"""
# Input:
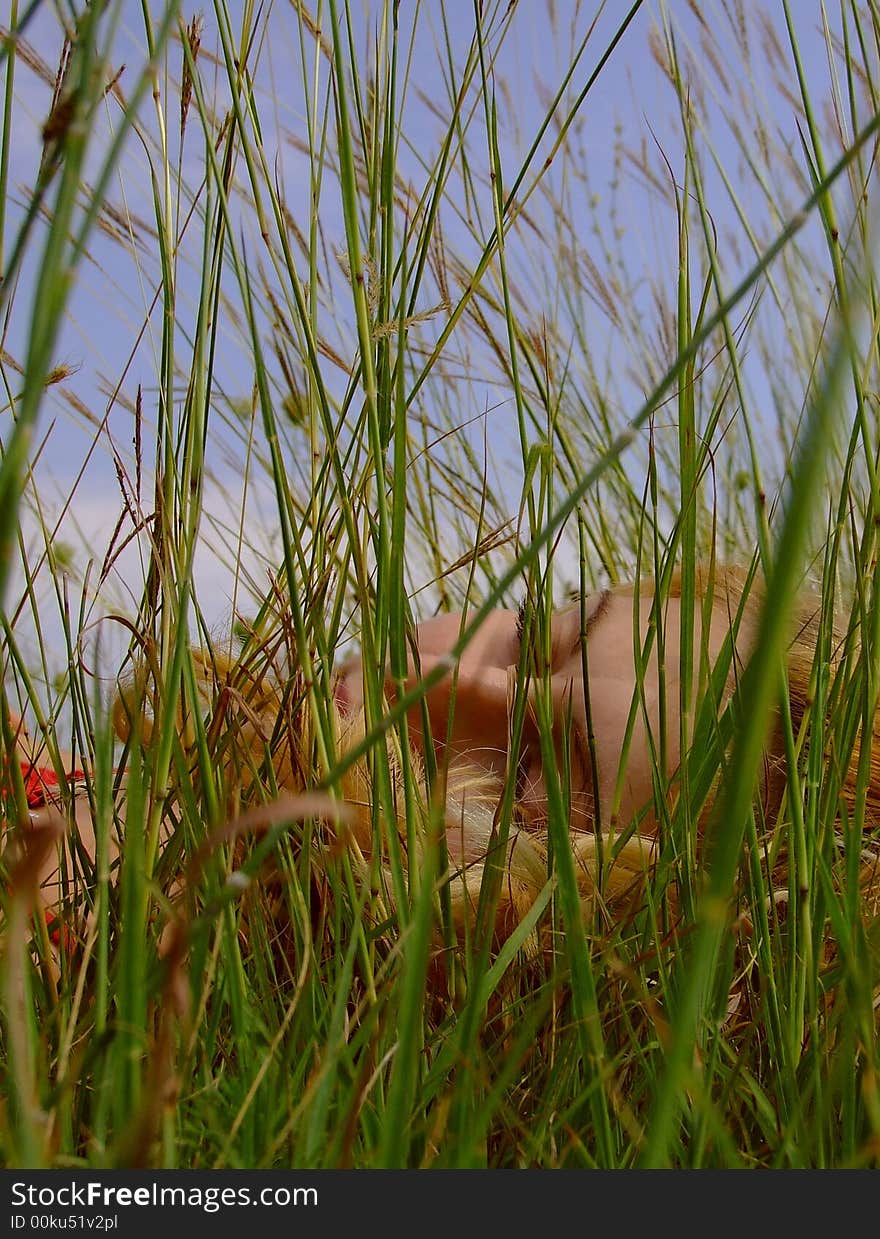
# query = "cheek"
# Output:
<box><xmin>589</xmin><ymin>707</ymin><xmax>659</xmax><ymax>827</ymax></box>
<box><xmin>568</xmin><ymin>677</ymin><xmax>650</xmax><ymax>824</ymax></box>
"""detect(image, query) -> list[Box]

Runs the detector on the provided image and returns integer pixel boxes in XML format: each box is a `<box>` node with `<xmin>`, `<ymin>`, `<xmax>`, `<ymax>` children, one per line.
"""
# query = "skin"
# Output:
<box><xmin>338</xmin><ymin>582</ymin><xmax>763</xmax><ymax>835</ymax></box>
<box><xmin>8</xmin><ymin>575</ymin><xmax>767</xmax><ymax>936</ymax></box>
<box><xmin>3</xmin><ymin>718</ymin><xmax>105</xmax><ymax>912</ymax></box>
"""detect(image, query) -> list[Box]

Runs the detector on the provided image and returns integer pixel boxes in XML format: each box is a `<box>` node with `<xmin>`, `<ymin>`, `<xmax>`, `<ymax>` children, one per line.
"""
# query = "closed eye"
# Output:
<box><xmin>514</xmin><ymin>589</ymin><xmax>612</xmax><ymax>671</ymax></box>
<box><xmin>514</xmin><ymin>593</ymin><xmax>550</xmax><ymax>672</ymax></box>
<box><xmin>515</xmin><ymin>593</ymin><xmax>528</xmax><ymax>649</ymax></box>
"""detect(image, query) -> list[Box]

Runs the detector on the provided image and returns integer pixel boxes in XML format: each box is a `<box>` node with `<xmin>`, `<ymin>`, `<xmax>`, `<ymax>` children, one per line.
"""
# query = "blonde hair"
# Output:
<box><xmin>113</xmin><ymin>566</ymin><xmax>880</xmax><ymax>944</ymax></box>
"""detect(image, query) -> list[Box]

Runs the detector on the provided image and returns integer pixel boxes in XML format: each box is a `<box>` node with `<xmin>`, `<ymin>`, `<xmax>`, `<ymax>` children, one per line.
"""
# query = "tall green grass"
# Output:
<box><xmin>2</xmin><ymin>0</ymin><xmax>880</xmax><ymax>1168</ymax></box>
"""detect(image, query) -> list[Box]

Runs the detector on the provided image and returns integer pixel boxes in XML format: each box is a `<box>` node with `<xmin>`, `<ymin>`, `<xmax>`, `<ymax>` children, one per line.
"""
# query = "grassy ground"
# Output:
<box><xmin>2</xmin><ymin>0</ymin><xmax>880</xmax><ymax>1168</ymax></box>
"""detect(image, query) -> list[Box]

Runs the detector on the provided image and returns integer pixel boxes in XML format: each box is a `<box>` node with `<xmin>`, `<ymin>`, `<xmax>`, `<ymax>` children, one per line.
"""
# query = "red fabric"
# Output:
<box><xmin>2</xmin><ymin>759</ymin><xmax>88</xmax><ymax>956</ymax></box>
<box><xmin>44</xmin><ymin>908</ymin><xmax>77</xmax><ymax>953</ymax></box>
<box><xmin>19</xmin><ymin>760</ymin><xmax>86</xmax><ymax>809</ymax></box>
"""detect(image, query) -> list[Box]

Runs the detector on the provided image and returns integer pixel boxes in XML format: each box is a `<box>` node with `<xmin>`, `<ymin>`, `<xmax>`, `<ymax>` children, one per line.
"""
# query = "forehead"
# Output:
<box><xmin>411</xmin><ymin>587</ymin><xmax>618</xmax><ymax>672</ymax></box>
<box><xmin>414</xmin><ymin>607</ymin><xmax>521</xmax><ymax>668</ymax></box>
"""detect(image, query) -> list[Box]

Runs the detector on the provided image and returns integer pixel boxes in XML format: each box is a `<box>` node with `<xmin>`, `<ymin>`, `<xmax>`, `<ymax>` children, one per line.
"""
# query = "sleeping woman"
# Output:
<box><xmin>3</xmin><ymin>563</ymin><xmax>876</xmax><ymax>960</ymax></box>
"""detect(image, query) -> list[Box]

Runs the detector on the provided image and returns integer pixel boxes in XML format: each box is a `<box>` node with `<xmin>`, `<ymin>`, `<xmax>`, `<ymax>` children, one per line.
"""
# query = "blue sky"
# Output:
<box><xmin>2</xmin><ymin>1</ymin><xmax>858</xmax><ymax>700</ymax></box>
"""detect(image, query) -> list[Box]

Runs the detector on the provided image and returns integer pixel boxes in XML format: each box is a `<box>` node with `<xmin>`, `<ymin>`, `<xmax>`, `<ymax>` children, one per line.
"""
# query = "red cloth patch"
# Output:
<box><xmin>3</xmin><ymin>757</ymin><xmax>88</xmax><ymax>956</ymax></box>
<box><xmin>44</xmin><ymin>908</ymin><xmax>77</xmax><ymax>954</ymax></box>
<box><xmin>19</xmin><ymin>761</ymin><xmax>86</xmax><ymax>809</ymax></box>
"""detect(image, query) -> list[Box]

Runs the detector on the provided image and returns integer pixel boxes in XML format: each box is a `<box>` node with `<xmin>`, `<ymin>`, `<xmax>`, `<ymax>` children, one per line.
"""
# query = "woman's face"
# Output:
<box><xmin>337</xmin><ymin>587</ymin><xmax>702</xmax><ymax>832</ymax></box>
